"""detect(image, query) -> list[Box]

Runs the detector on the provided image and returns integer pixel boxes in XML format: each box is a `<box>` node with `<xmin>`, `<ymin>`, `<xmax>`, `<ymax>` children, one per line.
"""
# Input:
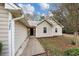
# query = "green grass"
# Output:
<box><xmin>37</xmin><ymin>36</ymin><xmax>79</xmax><ymax>56</ymax></box>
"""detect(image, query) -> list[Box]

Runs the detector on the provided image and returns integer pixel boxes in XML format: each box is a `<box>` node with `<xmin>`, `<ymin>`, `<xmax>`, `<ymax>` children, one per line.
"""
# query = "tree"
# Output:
<box><xmin>51</xmin><ymin>3</ymin><xmax>79</xmax><ymax>45</ymax></box>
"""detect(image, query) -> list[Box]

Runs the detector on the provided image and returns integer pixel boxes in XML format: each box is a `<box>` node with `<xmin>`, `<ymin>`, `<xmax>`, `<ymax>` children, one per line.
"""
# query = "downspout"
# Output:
<box><xmin>11</xmin><ymin>14</ymin><xmax>24</xmax><ymax>56</ymax></box>
<box><xmin>6</xmin><ymin>3</ymin><xmax>24</xmax><ymax>56</ymax></box>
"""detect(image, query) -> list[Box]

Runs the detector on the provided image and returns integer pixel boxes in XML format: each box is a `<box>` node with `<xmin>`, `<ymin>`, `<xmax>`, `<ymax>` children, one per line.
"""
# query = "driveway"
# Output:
<box><xmin>21</xmin><ymin>36</ymin><xmax>45</xmax><ymax>56</ymax></box>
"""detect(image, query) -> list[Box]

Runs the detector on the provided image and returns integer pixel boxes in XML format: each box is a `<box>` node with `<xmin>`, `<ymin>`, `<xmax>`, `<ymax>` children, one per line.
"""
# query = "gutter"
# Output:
<box><xmin>13</xmin><ymin>14</ymin><xmax>24</xmax><ymax>21</ymax></box>
<box><xmin>13</xmin><ymin>14</ymin><xmax>30</xmax><ymax>27</ymax></box>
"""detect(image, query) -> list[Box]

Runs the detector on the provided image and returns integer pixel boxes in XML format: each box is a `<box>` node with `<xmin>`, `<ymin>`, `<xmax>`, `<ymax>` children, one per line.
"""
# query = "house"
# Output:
<box><xmin>0</xmin><ymin>3</ymin><xmax>29</xmax><ymax>56</ymax></box>
<box><xmin>0</xmin><ymin>3</ymin><xmax>64</xmax><ymax>56</ymax></box>
<box><xmin>28</xmin><ymin>17</ymin><xmax>64</xmax><ymax>37</ymax></box>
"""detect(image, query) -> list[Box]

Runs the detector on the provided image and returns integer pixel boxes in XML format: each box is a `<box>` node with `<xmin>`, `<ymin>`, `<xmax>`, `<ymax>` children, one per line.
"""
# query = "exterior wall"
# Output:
<box><xmin>36</xmin><ymin>21</ymin><xmax>52</xmax><ymax>37</ymax></box>
<box><xmin>0</xmin><ymin>9</ymin><xmax>9</xmax><ymax>56</ymax></box>
<box><xmin>0</xmin><ymin>4</ymin><xmax>4</xmax><ymax>9</ymax></box>
<box><xmin>52</xmin><ymin>25</ymin><xmax>62</xmax><ymax>36</ymax></box>
<box><xmin>51</xmin><ymin>20</ymin><xmax>62</xmax><ymax>36</ymax></box>
<box><xmin>15</xmin><ymin>21</ymin><xmax>28</xmax><ymax>55</ymax></box>
<box><xmin>36</xmin><ymin>20</ymin><xmax>63</xmax><ymax>37</ymax></box>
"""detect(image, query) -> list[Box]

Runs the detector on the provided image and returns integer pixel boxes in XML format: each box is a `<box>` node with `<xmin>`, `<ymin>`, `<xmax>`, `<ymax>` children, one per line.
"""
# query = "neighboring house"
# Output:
<box><xmin>0</xmin><ymin>3</ymin><xmax>29</xmax><ymax>56</ymax></box>
<box><xmin>28</xmin><ymin>17</ymin><xmax>64</xmax><ymax>37</ymax></box>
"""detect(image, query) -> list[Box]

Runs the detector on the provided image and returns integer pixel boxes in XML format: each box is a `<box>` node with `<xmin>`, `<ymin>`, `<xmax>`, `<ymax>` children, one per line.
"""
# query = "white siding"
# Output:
<box><xmin>51</xmin><ymin>20</ymin><xmax>63</xmax><ymax>36</ymax></box>
<box><xmin>47</xmin><ymin>19</ymin><xmax>63</xmax><ymax>36</ymax></box>
<box><xmin>15</xmin><ymin>21</ymin><xmax>28</xmax><ymax>55</ymax></box>
<box><xmin>36</xmin><ymin>21</ymin><xmax>52</xmax><ymax>37</ymax></box>
<box><xmin>36</xmin><ymin>19</ymin><xmax>63</xmax><ymax>37</ymax></box>
<box><xmin>52</xmin><ymin>25</ymin><xmax>62</xmax><ymax>36</ymax></box>
<box><xmin>0</xmin><ymin>9</ymin><xmax>9</xmax><ymax>56</ymax></box>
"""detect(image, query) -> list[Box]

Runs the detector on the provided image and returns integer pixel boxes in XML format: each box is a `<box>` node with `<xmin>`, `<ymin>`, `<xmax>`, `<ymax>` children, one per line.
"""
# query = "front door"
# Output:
<box><xmin>30</xmin><ymin>28</ymin><xmax>34</xmax><ymax>36</ymax></box>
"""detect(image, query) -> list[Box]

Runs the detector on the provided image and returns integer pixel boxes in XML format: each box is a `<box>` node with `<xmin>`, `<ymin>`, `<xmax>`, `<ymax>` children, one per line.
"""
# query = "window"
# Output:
<box><xmin>43</xmin><ymin>27</ymin><xmax>47</xmax><ymax>33</ymax></box>
<box><xmin>55</xmin><ymin>28</ymin><xmax>57</xmax><ymax>33</ymax></box>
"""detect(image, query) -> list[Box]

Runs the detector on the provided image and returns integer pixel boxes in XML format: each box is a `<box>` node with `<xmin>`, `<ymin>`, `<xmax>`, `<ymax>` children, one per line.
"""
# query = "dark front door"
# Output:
<box><xmin>30</xmin><ymin>28</ymin><xmax>34</xmax><ymax>36</ymax></box>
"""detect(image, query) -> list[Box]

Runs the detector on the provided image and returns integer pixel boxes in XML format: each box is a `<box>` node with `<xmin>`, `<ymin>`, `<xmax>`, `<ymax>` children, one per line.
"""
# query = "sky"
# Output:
<box><xmin>17</xmin><ymin>3</ymin><xmax>59</xmax><ymax>16</ymax></box>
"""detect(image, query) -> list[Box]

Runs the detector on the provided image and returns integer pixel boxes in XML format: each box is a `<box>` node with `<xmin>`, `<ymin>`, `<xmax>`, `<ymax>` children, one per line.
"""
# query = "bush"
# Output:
<box><xmin>64</xmin><ymin>48</ymin><xmax>79</xmax><ymax>56</ymax></box>
<box><xmin>0</xmin><ymin>43</ymin><xmax>2</xmax><ymax>55</ymax></box>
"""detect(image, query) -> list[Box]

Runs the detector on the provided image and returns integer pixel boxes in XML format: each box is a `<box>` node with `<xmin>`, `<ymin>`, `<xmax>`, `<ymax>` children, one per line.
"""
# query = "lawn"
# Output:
<box><xmin>37</xmin><ymin>35</ymin><xmax>79</xmax><ymax>56</ymax></box>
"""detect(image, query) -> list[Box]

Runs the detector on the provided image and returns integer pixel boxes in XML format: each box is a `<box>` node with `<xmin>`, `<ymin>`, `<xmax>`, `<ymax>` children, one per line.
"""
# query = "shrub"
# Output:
<box><xmin>64</xmin><ymin>48</ymin><xmax>79</xmax><ymax>56</ymax></box>
<box><xmin>0</xmin><ymin>43</ymin><xmax>2</xmax><ymax>55</ymax></box>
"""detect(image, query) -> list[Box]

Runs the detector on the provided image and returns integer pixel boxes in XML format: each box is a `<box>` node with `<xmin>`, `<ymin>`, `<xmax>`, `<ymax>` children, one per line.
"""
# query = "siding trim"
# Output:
<box><xmin>8</xmin><ymin>12</ymin><xmax>12</xmax><ymax>56</ymax></box>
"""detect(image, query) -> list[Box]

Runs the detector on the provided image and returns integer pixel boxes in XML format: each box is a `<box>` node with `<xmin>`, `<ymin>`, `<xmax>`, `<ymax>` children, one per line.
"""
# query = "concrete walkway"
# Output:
<box><xmin>21</xmin><ymin>36</ymin><xmax>45</xmax><ymax>56</ymax></box>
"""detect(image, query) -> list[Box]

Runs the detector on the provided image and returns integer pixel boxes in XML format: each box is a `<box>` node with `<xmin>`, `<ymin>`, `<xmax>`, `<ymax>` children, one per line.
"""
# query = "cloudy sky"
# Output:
<box><xmin>17</xmin><ymin>3</ymin><xmax>58</xmax><ymax>15</ymax></box>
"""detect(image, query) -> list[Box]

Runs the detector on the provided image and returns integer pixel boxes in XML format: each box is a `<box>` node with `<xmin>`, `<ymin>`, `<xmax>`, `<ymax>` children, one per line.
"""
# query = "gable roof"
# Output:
<box><xmin>51</xmin><ymin>17</ymin><xmax>64</xmax><ymax>28</ymax></box>
<box><xmin>27</xmin><ymin>16</ymin><xmax>64</xmax><ymax>28</ymax></box>
<box><xmin>37</xmin><ymin>17</ymin><xmax>64</xmax><ymax>28</ymax></box>
<box><xmin>37</xmin><ymin>19</ymin><xmax>53</xmax><ymax>27</ymax></box>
